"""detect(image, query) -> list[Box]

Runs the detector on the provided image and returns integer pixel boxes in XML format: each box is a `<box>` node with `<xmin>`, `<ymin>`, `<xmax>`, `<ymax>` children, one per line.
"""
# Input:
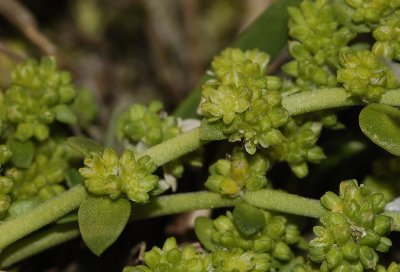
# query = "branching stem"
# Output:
<box><xmin>1</xmin><ymin>87</ymin><xmax>400</xmax><ymax>255</ymax></box>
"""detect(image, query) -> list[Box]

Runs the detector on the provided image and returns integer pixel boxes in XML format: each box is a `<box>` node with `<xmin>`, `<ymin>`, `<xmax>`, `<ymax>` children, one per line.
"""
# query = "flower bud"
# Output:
<box><xmin>326</xmin><ymin>246</ymin><xmax>343</xmax><ymax>269</ymax></box>
<box><xmin>359</xmin><ymin>245</ymin><xmax>378</xmax><ymax>270</ymax></box>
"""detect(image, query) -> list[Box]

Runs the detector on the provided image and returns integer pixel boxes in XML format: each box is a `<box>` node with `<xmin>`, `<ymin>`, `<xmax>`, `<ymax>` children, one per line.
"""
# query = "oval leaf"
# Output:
<box><xmin>232</xmin><ymin>203</ymin><xmax>265</xmax><ymax>236</ymax></box>
<box><xmin>194</xmin><ymin>217</ymin><xmax>218</xmax><ymax>251</ymax></box>
<box><xmin>68</xmin><ymin>136</ymin><xmax>104</xmax><ymax>157</ymax></box>
<box><xmin>359</xmin><ymin>103</ymin><xmax>400</xmax><ymax>156</ymax></box>
<box><xmin>78</xmin><ymin>196</ymin><xmax>131</xmax><ymax>256</ymax></box>
<box><xmin>7</xmin><ymin>138</ymin><xmax>35</xmax><ymax>168</ymax></box>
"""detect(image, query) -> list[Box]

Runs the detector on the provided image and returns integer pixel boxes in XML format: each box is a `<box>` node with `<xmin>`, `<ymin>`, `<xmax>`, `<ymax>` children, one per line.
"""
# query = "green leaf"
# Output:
<box><xmin>65</xmin><ymin>168</ymin><xmax>84</xmax><ymax>188</ymax></box>
<box><xmin>359</xmin><ymin>103</ymin><xmax>400</xmax><ymax>156</ymax></box>
<box><xmin>67</xmin><ymin>136</ymin><xmax>104</xmax><ymax>157</ymax></box>
<box><xmin>78</xmin><ymin>195</ymin><xmax>131</xmax><ymax>256</ymax></box>
<box><xmin>174</xmin><ymin>0</ymin><xmax>301</xmax><ymax>118</ymax></box>
<box><xmin>232</xmin><ymin>203</ymin><xmax>265</xmax><ymax>236</ymax></box>
<box><xmin>194</xmin><ymin>217</ymin><xmax>218</xmax><ymax>251</ymax></box>
<box><xmin>7</xmin><ymin>138</ymin><xmax>35</xmax><ymax>168</ymax></box>
<box><xmin>199</xmin><ymin>119</ymin><xmax>226</xmax><ymax>141</ymax></box>
<box><xmin>53</xmin><ymin>104</ymin><xmax>78</xmax><ymax>125</ymax></box>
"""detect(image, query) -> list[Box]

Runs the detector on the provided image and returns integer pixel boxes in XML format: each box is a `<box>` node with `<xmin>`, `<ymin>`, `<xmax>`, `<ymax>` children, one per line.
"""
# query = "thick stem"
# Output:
<box><xmin>0</xmin><ymin>223</ymin><xmax>79</xmax><ymax>268</ymax></box>
<box><xmin>244</xmin><ymin>189</ymin><xmax>326</xmax><ymax>218</ymax></box>
<box><xmin>139</xmin><ymin>127</ymin><xmax>201</xmax><ymax>166</ymax></box>
<box><xmin>132</xmin><ymin>191</ymin><xmax>241</xmax><ymax>220</ymax></box>
<box><xmin>0</xmin><ymin>185</ymin><xmax>86</xmax><ymax>250</ymax></box>
<box><xmin>282</xmin><ymin>88</ymin><xmax>400</xmax><ymax>116</ymax></box>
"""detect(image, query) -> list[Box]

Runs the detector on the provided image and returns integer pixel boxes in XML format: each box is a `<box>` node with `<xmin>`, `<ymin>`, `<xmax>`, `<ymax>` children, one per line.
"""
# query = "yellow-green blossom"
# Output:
<box><xmin>79</xmin><ymin>148</ymin><xmax>159</xmax><ymax>203</ymax></box>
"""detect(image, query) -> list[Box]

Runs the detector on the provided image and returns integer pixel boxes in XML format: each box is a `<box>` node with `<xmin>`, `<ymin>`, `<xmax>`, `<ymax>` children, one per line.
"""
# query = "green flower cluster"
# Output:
<box><xmin>6</xmin><ymin>140</ymin><xmax>74</xmax><ymax>201</ymax></box>
<box><xmin>4</xmin><ymin>57</ymin><xmax>77</xmax><ymax>141</ymax></box>
<box><xmin>345</xmin><ymin>0</ymin><xmax>400</xmax><ymax>25</ymax></box>
<box><xmin>283</xmin><ymin>0</ymin><xmax>355</xmax><ymax>90</ymax></box>
<box><xmin>123</xmin><ymin>237</ymin><xmax>270</xmax><ymax>272</ymax></box>
<box><xmin>201</xmin><ymin>48</ymin><xmax>289</xmax><ymax>154</ymax></box>
<box><xmin>377</xmin><ymin>262</ymin><xmax>400</xmax><ymax>272</ymax></box>
<box><xmin>205</xmin><ymin>148</ymin><xmax>269</xmax><ymax>196</ymax></box>
<box><xmin>79</xmin><ymin>148</ymin><xmax>159</xmax><ymax>203</ymax></box>
<box><xmin>337</xmin><ymin>49</ymin><xmax>399</xmax><ymax>102</ymax></box>
<box><xmin>118</xmin><ymin>101</ymin><xmax>180</xmax><ymax>147</ymax></box>
<box><xmin>310</xmin><ymin>180</ymin><xmax>393</xmax><ymax>271</ymax></box>
<box><xmin>118</xmin><ymin>101</ymin><xmax>201</xmax><ymax>185</ymax></box>
<box><xmin>372</xmin><ymin>11</ymin><xmax>400</xmax><ymax>60</ymax></box>
<box><xmin>124</xmin><ymin>237</ymin><xmax>212</xmax><ymax>272</ymax></box>
<box><xmin>267</xmin><ymin>121</ymin><xmax>326</xmax><ymax>178</ymax></box>
<box><xmin>195</xmin><ymin>209</ymin><xmax>303</xmax><ymax>270</ymax></box>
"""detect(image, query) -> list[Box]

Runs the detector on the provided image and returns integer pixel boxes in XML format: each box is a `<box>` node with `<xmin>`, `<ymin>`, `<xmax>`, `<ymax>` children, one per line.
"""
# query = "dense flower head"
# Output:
<box><xmin>205</xmin><ymin>147</ymin><xmax>269</xmax><ymax>196</ymax></box>
<box><xmin>345</xmin><ymin>0</ymin><xmax>400</xmax><ymax>25</ymax></box>
<box><xmin>7</xmin><ymin>142</ymin><xmax>71</xmax><ymax>201</ymax></box>
<box><xmin>310</xmin><ymin>180</ymin><xmax>393</xmax><ymax>271</ymax></box>
<box><xmin>337</xmin><ymin>49</ymin><xmax>399</xmax><ymax>102</ymax></box>
<box><xmin>267</xmin><ymin>120</ymin><xmax>326</xmax><ymax>178</ymax></box>
<box><xmin>195</xmin><ymin>208</ymin><xmax>304</xmax><ymax>270</ymax></box>
<box><xmin>124</xmin><ymin>237</ymin><xmax>212</xmax><ymax>272</ymax></box>
<box><xmin>79</xmin><ymin>148</ymin><xmax>159</xmax><ymax>203</ymax></box>
<box><xmin>4</xmin><ymin>57</ymin><xmax>77</xmax><ymax>141</ymax></box>
<box><xmin>123</xmin><ymin>237</ymin><xmax>271</xmax><ymax>272</ymax></box>
<box><xmin>372</xmin><ymin>11</ymin><xmax>400</xmax><ymax>60</ymax></box>
<box><xmin>201</xmin><ymin>48</ymin><xmax>289</xmax><ymax>154</ymax></box>
<box><xmin>211</xmin><ymin>48</ymin><xmax>270</xmax><ymax>85</ymax></box>
<box><xmin>118</xmin><ymin>101</ymin><xmax>181</xmax><ymax>147</ymax></box>
<box><xmin>283</xmin><ymin>0</ymin><xmax>355</xmax><ymax>91</ymax></box>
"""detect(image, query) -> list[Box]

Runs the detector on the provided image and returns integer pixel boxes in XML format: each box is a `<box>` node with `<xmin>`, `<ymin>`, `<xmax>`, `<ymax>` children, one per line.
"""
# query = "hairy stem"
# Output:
<box><xmin>0</xmin><ymin>185</ymin><xmax>86</xmax><ymax>251</ymax></box>
<box><xmin>1</xmin><ymin>87</ymin><xmax>400</xmax><ymax>254</ymax></box>
<box><xmin>0</xmin><ymin>223</ymin><xmax>79</xmax><ymax>268</ymax></box>
<box><xmin>139</xmin><ymin>127</ymin><xmax>201</xmax><ymax>166</ymax></box>
<box><xmin>244</xmin><ymin>189</ymin><xmax>326</xmax><ymax>218</ymax></box>
<box><xmin>2</xmin><ymin>189</ymin><xmax>400</xmax><ymax>268</ymax></box>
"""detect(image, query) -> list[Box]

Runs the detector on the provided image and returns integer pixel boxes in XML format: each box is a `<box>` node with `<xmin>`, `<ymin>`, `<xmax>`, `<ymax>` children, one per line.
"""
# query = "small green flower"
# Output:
<box><xmin>205</xmin><ymin>148</ymin><xmax>269</xmax><ymax>196</ymax></box>
<box><xmin>337</xmin><ymin>49</ymin><xmax>399</xmax><ymax>102</ymax></box>
<box><xmin>79</xmin><ymin>148</ymin><xmax>159</xmax><ymax>202</ymax></box>
<box><xmin>201</xmin><ymin>83</ymin><xmax>251</xmax><ymax>125</ymax></box>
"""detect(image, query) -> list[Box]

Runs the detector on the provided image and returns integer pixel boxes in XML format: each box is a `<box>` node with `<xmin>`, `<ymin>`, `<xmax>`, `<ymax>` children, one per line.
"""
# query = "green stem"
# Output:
<box><xmin>132</xmin><ymin>191</ymin><xmax>242</xmax><ymax>220</ymax></box>
<box><xmin>1</xmin><ymin>87</ymin><xmax>400</xmax><ymax>254</ymax></box>
<box><xmin>0</xmin><ymin>185</ymin><xmax>86</xmax><ymax>251</ymax></box>
<box><xmin>282</xmin><ymin>88</ymin><xmax>400</xmax><ymax>116</ymax></box>
<box><xmin>139</xmin><ymin>127</ymin><xmax>201</xmax><ymax>166</ymax></box>
<box><xmin>0</xmin><ymin>223</ymin><xmax>79</xmax><ymax>268</ymax></box>
<box><xmin>3</xmin><ymin>189</ymin><xmax>400</xmax><ymax>268</ymax></box>
<box><xmin>244</xmin><ymin>189</ymin><xmax>326</xmax><ymax>218</ymax></box>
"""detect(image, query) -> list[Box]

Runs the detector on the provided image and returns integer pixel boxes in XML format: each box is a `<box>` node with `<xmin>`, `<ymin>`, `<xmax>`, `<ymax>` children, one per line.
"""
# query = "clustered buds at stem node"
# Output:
<box><xmin>310</xmin><ymin>180</ymin><xmax>393</xmax><ymax>271</ymax></box>
<box><xmin>201</xmin><ymin>48</ymin><xmax>289</xmax><ymax>154</ymax></box>
<box><xmin>205</xmin><ymin>147</ymin><xmax>269</xmax><ymax>196</ymax></box>
<box><xmin>79</xmin><ymin>148</ymin><xmax>159</xmax><ymax>203</ymax></box>
<box><xmin>4</xmin><ymin>57</ymin><xmax>78</xmax><ymax>141</ymax></box>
